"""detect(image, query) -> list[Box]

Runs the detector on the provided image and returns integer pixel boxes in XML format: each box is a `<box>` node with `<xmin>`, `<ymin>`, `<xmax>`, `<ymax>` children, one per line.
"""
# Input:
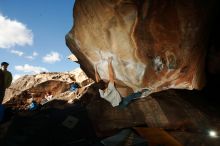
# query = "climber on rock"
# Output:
<box><xmin>95</xmin><ymin>57</ymin><xmax>150</xmax><ymax>108</ymax></box>
<box><xmin>95</xmin><ymin>57</ymin><xmax>121</xmax><ymax>107</ymax></box>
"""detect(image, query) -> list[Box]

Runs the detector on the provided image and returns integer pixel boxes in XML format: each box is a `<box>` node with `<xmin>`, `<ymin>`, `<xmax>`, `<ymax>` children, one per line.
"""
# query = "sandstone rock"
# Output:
<box><xmin>85</xmin><ymin>88</ymin><xmax>217</xmax><ymax>137</ymax></box>
<box><xmin>67</xmin><ymin>67</ymin><xmax>89</xmax><ymax>83</ymax></box>
<box><xmin>68</xmin><ymin>54</ymin><xmax>78</xmax><ymax>62</ymax></box>
<box><xmin>3</xmin><ymin>68</ymin><xmax>91</xmax><ymax>104</ymax></box>
<box><xmin>66</xmin><ymin>0</ymin><xmax>216</xmax><ymax>96</ymax></box>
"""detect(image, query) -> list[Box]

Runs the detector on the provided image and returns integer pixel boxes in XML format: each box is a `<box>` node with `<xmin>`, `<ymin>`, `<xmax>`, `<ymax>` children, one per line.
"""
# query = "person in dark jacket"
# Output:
<box><xmin>0</xmin><ymin>62</ymin><xmax>13</xmax><ymax>122</ymax></box>
<box><xmin>0</xmin><ymin>62</ymin><xmax>13</xmax><ymax>104</ymax></box>
<box><xmin>0</xmin><ymin>69</ymin><xmax>5</xmax><ymax>104</ymax></box>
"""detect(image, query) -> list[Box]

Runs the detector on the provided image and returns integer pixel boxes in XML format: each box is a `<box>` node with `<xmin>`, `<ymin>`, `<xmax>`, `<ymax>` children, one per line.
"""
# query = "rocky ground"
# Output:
<box><xmin>1</xmin><ymin>68</ymin><xmax>220</xmax><ymax>145</ymax></box>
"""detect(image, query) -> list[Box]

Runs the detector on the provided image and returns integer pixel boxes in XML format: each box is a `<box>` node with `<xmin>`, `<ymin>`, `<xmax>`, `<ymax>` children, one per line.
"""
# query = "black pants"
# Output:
<box><xmin>0</xmin><ymin>90</ymin><xmax>5</xmax><ymax>104</ymax></box>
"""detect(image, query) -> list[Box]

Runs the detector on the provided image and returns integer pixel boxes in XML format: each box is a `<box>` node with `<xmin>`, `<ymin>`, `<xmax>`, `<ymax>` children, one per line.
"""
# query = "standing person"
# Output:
<box><xmin>0</xmin><ymin>62</ymin><xmax>13</xmax><ymax>103</ymax></box>
<box><xmin>0</xmin><ymin>69</ymin><xmax>5</xmax><ymax>104</ymax></box>
<box><xmin>0</xmin><ymin>62</ymin><xmax>12</xmax><ymax>122</ymax></box>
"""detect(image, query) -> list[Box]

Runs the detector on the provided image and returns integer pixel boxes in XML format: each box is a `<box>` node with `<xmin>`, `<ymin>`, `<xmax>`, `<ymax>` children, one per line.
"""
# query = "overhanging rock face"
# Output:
<box><xmin>66</xmin><ymin>0</ymin><xmax>214</xmax><ymax>96</ymax></box>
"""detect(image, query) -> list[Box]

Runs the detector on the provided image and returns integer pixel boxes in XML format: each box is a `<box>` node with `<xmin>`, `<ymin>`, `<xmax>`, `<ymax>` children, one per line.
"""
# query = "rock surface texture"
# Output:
<box><xmin>66</xmin><ymin>0</ymin><xmax>215</xmax><ymax>96</ymax></box>
<box><xmin>3</xmin><ymin>68</ymin><xmax>91</xmax><ymax>105</ymax></box>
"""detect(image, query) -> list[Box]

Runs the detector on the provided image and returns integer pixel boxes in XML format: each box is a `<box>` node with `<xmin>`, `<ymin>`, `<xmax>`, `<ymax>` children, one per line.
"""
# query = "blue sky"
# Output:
<box><xmin>0</xmin><ymin>0</ymin><xmax>78</xmax><ymax>80</ymax></box>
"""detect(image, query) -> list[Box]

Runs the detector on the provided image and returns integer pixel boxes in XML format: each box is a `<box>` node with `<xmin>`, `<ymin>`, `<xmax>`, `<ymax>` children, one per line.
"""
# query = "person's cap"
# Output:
<box><xmin>1</xmin><ymin>62</ymin><xmax>9</xmax><ymax>66</ymax></box>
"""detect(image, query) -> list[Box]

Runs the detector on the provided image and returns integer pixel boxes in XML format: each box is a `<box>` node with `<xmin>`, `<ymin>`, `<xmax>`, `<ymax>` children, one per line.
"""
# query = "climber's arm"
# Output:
<box><xmin>95</xmin><ymin>64</ymin><xmax>101</xmax><ymax>82</ymax></box>
<box><xmin>108</xmin><ymin>57</ymin><xmax>115</xmax><ymax>83</ymax></box>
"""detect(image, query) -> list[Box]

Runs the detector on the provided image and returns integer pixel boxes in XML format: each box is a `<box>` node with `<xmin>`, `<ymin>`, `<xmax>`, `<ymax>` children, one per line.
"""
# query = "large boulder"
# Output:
<box><xmin>3</xmin><ymin>68</ymin><xmax>91</xmax><ymax>104</ymax></box>
<box><xmin>85</xmin><ymin>89</ymin><xmax>214</xmax><ymax>136</ymax></box>
<box><xmin>66</xmin><ymin>0</ymin><xmax>216</xmax><ymax>96</ymax></box>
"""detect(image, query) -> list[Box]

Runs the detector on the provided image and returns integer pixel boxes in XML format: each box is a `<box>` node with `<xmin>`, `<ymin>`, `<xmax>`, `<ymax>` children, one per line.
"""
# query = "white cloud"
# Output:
<box><xmin>25</xmin><ymin>51</ymin><xmax>38</xmax><ymax>60</ymax></box>
<box><xmin>25</xmin><ymin>56</ymin><xmax>34</xmax><ymax>60</ymax></box>
<box><xmin>15</xmin><ymin>64</ymin><xmax>48</xmax><ymax>74</ymax></box>
<box><xmin>0</xmin><ymin>14</ymin><xmax>33</xmax><ymax>49</ymax></box>
<box><xmin>33</xmin><ymin>51</ymin><xmax>38</xmax><ymax>56</ymax></box>
<box><xmin>10</xmin><ymin>49</ymin><xmax>24</xmax><ymax>56</ymax></box>
<box><xmin>43</xmin><ymin>51</ymin><xmax>61</xmax><ymax>64</ymax></box>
